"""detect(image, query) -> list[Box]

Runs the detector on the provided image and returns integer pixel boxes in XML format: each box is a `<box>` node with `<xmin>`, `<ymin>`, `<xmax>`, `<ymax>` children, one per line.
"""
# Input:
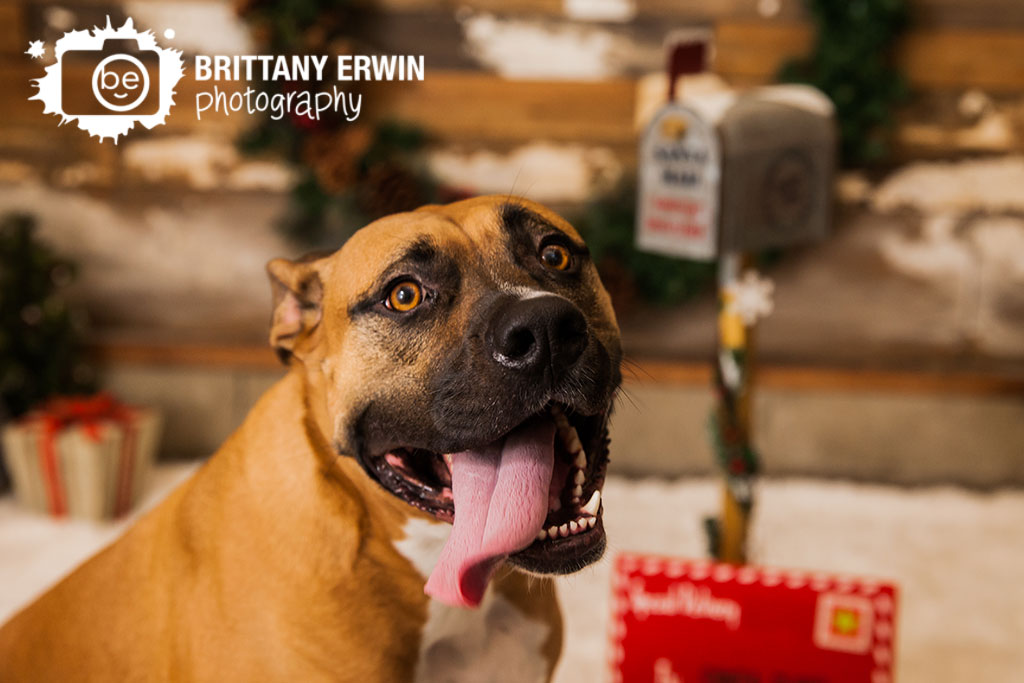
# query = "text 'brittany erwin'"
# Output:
<box><xmin>194</xmin><ymin>55</ymin><xmax>426</xmax><ymax>83</ymax></box>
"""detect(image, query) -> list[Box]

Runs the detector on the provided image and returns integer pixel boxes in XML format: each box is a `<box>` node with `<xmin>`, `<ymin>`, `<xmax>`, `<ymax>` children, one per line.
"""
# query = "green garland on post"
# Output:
<box><xmin>779</xmin><ymin>0</ymin><xmax>910</xmax><ymax>167</ymax></box>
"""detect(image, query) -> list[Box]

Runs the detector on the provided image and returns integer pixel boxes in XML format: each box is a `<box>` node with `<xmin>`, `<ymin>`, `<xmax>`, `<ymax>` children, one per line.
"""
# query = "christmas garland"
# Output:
<box><xmin>779</xmin><ymin>0</ymin><xmax>909</xmax><ymax>167</ymax></box>
<box><xmin>236</xmin><ymin>0</ymin><xmax>444</xmax><ymax>247</ymax></box>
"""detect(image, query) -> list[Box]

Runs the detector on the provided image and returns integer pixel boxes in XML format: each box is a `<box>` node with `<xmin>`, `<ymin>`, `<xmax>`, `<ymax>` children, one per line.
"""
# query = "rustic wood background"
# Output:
<box><xmin>2</xmin><ymin>0</ymin><xmax>1023</xmax><ymax>187</ymax></box>
<box><xmin>0</xmin><ymin>0</ymin><xmax>1022</xmax><ymax>369</ymax></box>
<box><xmin>1</xmin><ymin>0</ymin><xmax>1020</xmax><ymax>477</ymax></box>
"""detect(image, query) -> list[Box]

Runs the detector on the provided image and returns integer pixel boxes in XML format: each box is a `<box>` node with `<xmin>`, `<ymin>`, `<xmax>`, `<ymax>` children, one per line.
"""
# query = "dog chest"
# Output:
<box><xmin>394</xmin><ymin>517</ymin><xmax>553</xmax><ymax>683</ymax></box>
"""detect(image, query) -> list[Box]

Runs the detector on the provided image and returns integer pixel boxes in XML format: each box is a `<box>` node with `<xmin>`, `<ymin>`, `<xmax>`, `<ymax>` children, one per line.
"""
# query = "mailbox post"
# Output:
<box><xmin>637</xmin><ymin>51</ymin><xmax>836</xmax><ymax>563</ymax></box>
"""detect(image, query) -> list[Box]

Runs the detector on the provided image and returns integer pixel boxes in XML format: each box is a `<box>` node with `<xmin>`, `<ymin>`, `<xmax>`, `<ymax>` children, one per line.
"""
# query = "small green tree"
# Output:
<box><xmin>0</xmin><ymin>213</ymin><xmax>94</xmax><ymax>421</ymax></box>
<box><xmin>779</xmin><ymin>0</ymin><xmax>910</xmax><ymax>167</ymax></box>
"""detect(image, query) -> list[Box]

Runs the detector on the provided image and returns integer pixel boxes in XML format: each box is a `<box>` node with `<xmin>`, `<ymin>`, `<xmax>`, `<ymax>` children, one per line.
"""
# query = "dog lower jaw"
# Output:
<box><xmin>507</xmin><ymin>489</ymin><xmax>607</xmax><ymax>576</ymax></box>
<box><xmin>361</xmin><ymin>401</ymin><xmax>612</xmax><ymax>576</ymax></box>
<box><xmin>508</xmin><ymin>518</ymin><xmax>607</xmax><ymax>575</ymax></box>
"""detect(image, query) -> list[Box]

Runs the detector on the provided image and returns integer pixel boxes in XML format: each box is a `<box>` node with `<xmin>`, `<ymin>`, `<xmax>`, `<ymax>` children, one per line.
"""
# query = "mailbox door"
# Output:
<box><xmin>718</xmin><ymin>96</ymin><xmax>836</xmax><ymax>252</ymax></box>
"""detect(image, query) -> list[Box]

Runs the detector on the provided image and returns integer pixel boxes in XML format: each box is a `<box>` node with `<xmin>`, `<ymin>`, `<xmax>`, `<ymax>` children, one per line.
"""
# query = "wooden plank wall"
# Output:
<box><xmin>1</xmin><ymin>0</ymin><xmax>1022</xmax><ymax>193</ymax></box>
<box><xmin>714</xmin><ymin>23</ymin><xmax>1024</xmax><ymax>92</ymax></box>
<box><xmin>372</xmin><ymin>0</ymin><xmax>1024</xmax><ymax>159</ymax></box>
<box><xmin>94</xmin><ymin>339</ymin><xmax>1024</xmax><ymax>397</ymax></box>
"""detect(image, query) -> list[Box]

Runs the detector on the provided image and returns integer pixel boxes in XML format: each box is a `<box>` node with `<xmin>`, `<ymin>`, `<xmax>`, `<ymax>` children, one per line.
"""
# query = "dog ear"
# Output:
<box><xmin>266</xmin><ymin>257</ymin><xmax>324</xmax><ymax>364</ymax></box>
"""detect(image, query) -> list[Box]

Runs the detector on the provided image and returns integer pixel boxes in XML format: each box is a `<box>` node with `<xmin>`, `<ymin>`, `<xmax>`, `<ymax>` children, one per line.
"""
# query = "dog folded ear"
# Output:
<box><xmin>266</xmin><ymin>257</ymin><xmax>324</xmax><ymax>364</ymax></box>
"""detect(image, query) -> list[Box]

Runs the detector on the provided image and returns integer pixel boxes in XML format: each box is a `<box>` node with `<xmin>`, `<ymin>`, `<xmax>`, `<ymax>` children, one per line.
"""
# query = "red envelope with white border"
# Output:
<box><xmin>608</xmin><ymin>553</ymin><xmax>898</xmax><ymax>683</ymax></box>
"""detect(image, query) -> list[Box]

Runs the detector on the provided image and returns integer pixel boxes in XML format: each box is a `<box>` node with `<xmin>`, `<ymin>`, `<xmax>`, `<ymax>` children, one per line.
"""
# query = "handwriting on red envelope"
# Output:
<box><xmin>608</xmin><ymin>553</ymin><xmax>899</xmax><ymax>683</ymax></box>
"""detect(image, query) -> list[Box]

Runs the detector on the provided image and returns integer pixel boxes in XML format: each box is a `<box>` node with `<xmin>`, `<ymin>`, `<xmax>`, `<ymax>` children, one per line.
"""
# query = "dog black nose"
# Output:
<box><xmin>489</xmin><ymin>295</ymin><xmax>589</xmax><ymax>376</ymax></box>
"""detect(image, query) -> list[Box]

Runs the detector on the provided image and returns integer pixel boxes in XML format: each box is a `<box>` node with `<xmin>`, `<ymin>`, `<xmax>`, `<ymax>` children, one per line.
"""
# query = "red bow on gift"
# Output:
<box><xmin>37</xmin><ymin>393</ymin><xmax>134</xmax><ymax>441</ymax></box>
<box><xmin>24</xmin><ymin>393</ymin><xmax>139</xmax><ymax>518</ymax></box>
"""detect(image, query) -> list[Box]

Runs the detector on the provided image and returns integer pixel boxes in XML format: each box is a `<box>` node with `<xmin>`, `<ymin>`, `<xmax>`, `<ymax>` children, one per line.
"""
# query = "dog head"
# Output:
<box><xmin>267</xmin><ymin>196</ymin><xmax>621</xmax><ymax>605</ymax></box>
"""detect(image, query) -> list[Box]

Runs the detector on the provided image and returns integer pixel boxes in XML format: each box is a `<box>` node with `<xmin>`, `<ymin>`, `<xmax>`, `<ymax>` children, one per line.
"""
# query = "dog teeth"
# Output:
<box><xmin>581</xmin><ymin>490</ymin><xmax>601</xmax><ymax>516</ymax></box>
<box><xmin>573</xmin><ymin>470</ymin><xmax>586</xmax><ymax>486</ymax></box>
<box><xmin>574</xmin><ymin>451</ymin><xmax>586</xmax><ymax>468</ymax></box>
<box><xmin>555</xmin><ymin>419</ymin><xmax>585</xmax><ymax>458</ymax></box>
<box><xmin>538</xmin><ymin>511</ymin><xmax>599</xmax><ymax>543</ymax></box>
<box><xmin>567</xmin><ymin>432</ymin><xmax>582</xmax><ymax>453</ymax></box>
<box><xmin>571</xmin><ymin>484</ymin><xmax>583</xmax><ymax>499</ymax></box>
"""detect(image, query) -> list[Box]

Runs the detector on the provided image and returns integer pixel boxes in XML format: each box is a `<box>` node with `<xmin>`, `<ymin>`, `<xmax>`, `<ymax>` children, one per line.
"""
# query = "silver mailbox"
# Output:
<box><xmin>637</xmin><ymin>85</ymin><xmax>836</xmax><ymax>260</ymax></box>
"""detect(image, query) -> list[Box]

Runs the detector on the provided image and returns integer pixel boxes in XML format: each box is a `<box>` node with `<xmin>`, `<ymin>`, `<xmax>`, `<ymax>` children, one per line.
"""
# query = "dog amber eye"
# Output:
<box><xmin>540</xmin><ymin>244</ymin><xmax>571</xmax><ymax>271</ymax></box>
<box><xmin>386</xmin><ymin>281</ymin><xmax>422</xmax><ymax>312</ymax></box>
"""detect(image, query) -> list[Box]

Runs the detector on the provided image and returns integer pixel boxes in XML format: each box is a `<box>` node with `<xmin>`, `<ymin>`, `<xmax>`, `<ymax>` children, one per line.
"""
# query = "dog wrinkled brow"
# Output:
<box><xmin>499</xmin><ymin>202</ymin><xmax>555</xmax><ymax>238</ymax></box>
<box><xmin>400</xmin><ymin>237</ymin><xmax>439</xmax><ymax>265</ymax></box>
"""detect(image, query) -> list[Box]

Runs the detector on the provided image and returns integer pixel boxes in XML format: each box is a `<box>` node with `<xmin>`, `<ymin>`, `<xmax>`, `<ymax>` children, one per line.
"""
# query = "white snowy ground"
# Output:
<box><xmin>1</xmin><ymin>465</ymin><xmax>1021</xmax><ymax>682</ymax></box>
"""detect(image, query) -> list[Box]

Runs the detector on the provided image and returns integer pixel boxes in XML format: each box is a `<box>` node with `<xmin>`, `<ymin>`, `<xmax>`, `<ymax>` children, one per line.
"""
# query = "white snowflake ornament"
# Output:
<box><xmin>726</xmin><ymin>270</ymin><xmax>775</xmax><ymax>325</ymax></box>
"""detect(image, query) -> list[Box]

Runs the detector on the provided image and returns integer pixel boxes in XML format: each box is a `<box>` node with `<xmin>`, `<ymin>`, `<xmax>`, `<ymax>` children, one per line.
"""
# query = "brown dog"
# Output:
<box><xmin>0</xmin><ymin>196</ymin><xmax>621</xmax><ymax>682</ymax></box>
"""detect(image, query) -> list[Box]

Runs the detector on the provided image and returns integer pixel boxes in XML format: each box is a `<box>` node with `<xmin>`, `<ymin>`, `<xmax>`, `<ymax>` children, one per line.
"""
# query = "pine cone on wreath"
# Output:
<box><xmin>303</xmin><ymin>125</ymin><xmax>373</xmax><ymax>194</ymax></box>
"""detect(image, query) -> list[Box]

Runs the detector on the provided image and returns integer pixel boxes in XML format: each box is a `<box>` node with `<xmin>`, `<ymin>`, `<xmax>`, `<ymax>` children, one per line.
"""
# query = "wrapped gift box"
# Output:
<box><xmin>609</xmin><ymin>553</ymin><xmax>899</xmax><ymax>683</ymax></box>
<box><xmin>1</xmin><ymin>394</ymin><xmax>162</xmax><ymax>520</ymax></box>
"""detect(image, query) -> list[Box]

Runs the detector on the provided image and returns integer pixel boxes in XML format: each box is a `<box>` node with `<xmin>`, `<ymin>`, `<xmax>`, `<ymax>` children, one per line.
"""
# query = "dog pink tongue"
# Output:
<box><xmin>424</xmin><ymin>418</ymin><xmax>555</xmax><ymax>608</ymax></box>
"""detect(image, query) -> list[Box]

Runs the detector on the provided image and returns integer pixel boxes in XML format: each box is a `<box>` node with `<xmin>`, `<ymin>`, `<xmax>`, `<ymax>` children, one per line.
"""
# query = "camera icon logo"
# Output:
<box><xmin>91</xmin><ymin>51</ymin><xmax>155</xmax><ymax>113</ymax></box>
<box><xmin>30</xmin><ymin>17</ymin><xmax>184</xmax><ymax>143</ymax></box>
<box><xmin>63</xmin><ymin>37</ymin><xmax>162</xmax><ymax>117</ymax></box>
